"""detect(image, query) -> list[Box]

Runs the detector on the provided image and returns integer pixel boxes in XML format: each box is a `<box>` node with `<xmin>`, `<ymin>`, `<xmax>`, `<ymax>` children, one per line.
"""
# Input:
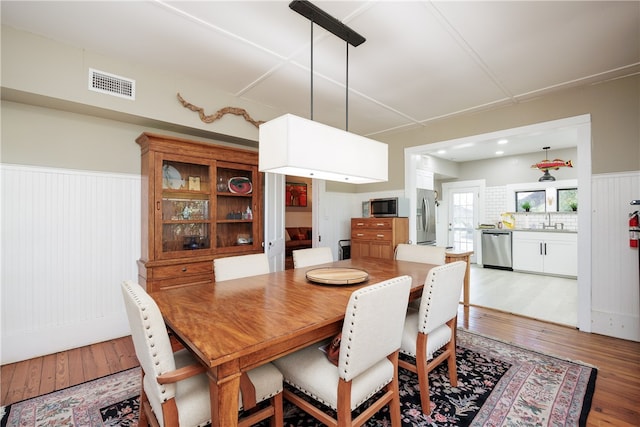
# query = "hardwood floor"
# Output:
<box><xmin>2</xmin><ymin>306</ymin><xmax>639</xmax><ymax>426</ymax></box>
<box><xmin>1</xmin><ymin>336</ymin><xmax>139</xmax><ymax>408</ymax></box>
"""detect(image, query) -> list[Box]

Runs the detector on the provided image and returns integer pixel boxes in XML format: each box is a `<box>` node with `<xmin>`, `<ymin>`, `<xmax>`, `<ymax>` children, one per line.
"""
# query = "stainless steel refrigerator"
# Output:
<box><xmin>416</xmin><ymin>189</ymin><xmax>436</xmax><ymax>245</ymax></box>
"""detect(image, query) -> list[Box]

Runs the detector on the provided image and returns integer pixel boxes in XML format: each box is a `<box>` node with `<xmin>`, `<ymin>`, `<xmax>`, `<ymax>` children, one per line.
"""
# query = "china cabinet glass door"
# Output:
<box><xmin>157</xmin><ymin>157</ymin><xmax>213</xmax><ymax>258</ymax></box>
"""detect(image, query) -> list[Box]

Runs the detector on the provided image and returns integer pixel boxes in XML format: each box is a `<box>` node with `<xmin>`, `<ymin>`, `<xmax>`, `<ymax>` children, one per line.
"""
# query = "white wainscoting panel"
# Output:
<box><xmin>591</xmin><ymin>171</ymin><xmax>640</xmax><ymax>342</ymax></box>
<box><xmin>1</xmin><ymin>164</ymin><xmax>140</xmax><ymax>363</ymax></box>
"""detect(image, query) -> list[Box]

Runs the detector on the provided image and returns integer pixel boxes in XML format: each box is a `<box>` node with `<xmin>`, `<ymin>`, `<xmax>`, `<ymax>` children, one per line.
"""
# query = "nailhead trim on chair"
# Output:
<box><xmin>420</xmin><ymin>272</ymin><xmax>435</xmax><ymax>331</ymax></box>
<box><xmin>134</xmin><ymin>293</ymin><xmax>170</xmax><ymax>401</ymax></box>
<box><xmin>341</xmin><ymin>279</ymin><xmax>398</xmax><ymax>378</ymax></box>
<box><xmin>418</xmin><ymin>262</ymin><xmax>460</xmax><ymax>332</ymax></box>
<box><xmin>283</xmin><ymin>379</ymin><xmax>390</xmax><ymax>411</ymax></box>
<box><xmin>399</xmin><ymin>263</ymin><xmax>461</xmax><ymax>359</ymax></box>
<box><xmin>340</xmin><ymin>279</ymin><xmax>402</xmax><ymax>406</ymax></box>
<box><xmin>238</xmin><ymin>389</ymin><xmax>283</xmax><ymax>411</ymax></box>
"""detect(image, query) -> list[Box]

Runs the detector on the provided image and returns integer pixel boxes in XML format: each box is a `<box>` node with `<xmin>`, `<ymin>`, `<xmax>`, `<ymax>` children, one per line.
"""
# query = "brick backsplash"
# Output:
<box><xmin>483</xmin><ymin>185</ymin><xmax>578</xmax><ymax>231</ymax></box>
<box><xmin>511</xmin><ymin>212</ymin><xmax>578</xmax><ymax>231</ymax></box>
<box><xmin>484</xmin><ymin>186</ymin><xmax>506</xmax><ymax>225</ymax></box>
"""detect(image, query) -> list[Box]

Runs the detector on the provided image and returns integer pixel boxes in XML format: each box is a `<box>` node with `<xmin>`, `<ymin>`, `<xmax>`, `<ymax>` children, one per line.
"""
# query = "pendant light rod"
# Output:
<box><xmin>289</xmin><ymin>0</ymin><xmax>366</xmax><ymax>47</ymax></box>
<box><xmin>310</xmin><ymin>20</ymin><xmax>314</xmax><ymax>120</ymax></box>
<box><xmin>345</xmin><ymin>41</ymin><xmax>349</xmax><ymax>131</ymax></box>
<box><xmin>291</xmin><ymin>0</ymin><xmax>363</xmax><ymax>129</ymax></box>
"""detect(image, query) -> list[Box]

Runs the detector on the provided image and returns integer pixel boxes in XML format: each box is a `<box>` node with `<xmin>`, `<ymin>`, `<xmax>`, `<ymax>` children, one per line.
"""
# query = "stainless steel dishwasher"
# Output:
<box><xmin>482</xmin><ymin>230</ymin><xmax>512</xmax><ymax>270</ymax></box>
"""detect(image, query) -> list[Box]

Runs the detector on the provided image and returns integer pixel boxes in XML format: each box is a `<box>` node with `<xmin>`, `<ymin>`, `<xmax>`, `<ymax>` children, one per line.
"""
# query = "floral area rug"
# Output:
<box><xmin>0</xmin><ymin>367</ymin><xmax>140</xmax><ymax>426</ymax></box>
<box><xmin>1</xmin><ymin>329</ymin><xmax>596</xmax><ymax>427</ymax></box>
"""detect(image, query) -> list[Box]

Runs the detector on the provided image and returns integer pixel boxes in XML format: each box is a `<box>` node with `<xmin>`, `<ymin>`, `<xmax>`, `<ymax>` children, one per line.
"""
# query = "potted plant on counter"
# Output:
<box><xmin>521</xmin><ymin>201</ymin><xmax>531</xmax><ymax>212</ymax></box>
<box><xmin>570</xmin><ymin>202</ymin><xmax>578</xmax><ymax>211</ymax></box>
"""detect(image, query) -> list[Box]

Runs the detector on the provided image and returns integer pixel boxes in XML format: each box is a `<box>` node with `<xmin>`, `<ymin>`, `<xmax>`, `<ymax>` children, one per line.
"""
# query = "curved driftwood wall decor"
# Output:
<box><xmin>177</xmin><ymin>93</ymin><xmax>265</xmax><ymax>128</ymax></box>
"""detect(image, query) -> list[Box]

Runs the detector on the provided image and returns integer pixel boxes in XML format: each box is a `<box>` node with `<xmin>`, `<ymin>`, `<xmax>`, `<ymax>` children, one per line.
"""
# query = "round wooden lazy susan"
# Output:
<box><xmin>305</xmin><ymin>267</ymin><xmax>369</xmax><ymax>285</ymax></box>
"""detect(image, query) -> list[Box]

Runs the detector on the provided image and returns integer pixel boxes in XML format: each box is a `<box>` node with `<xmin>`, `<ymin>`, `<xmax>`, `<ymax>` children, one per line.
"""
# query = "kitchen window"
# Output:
<box><xmin>558</xmin><ymin>188</ymin><xmax>578</xmax><ymax>211</ymax></box>
<box><xmin>515</xmin><ymin>187</ymin><xmax>577</xmax><ymax>212</ymax></box>
<box><xmin>516</xmin><ymin>190</ymin><xmax>545</xmax><ymax>212</ymax></box>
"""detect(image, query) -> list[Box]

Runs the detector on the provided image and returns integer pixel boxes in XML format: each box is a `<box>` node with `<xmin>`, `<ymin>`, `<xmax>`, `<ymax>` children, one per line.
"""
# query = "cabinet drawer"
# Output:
<box><xmin>152</xmin><ymin>274</ymin><xmax>213</xmax><ymax>291</ymax></box>
<box><xmin>351</xmin><ymin>229</ymin><xmax>392</xmax><ymax>242</ymax></box>
<box><xmin>351</xmin><ymin>219</ymin><xmax>393</xmax><ymax>230</ymax></box>
<box><xmin>153</xmin><ymin>261</ymin><xmax>213</xmax><ymax>280</ymax></box>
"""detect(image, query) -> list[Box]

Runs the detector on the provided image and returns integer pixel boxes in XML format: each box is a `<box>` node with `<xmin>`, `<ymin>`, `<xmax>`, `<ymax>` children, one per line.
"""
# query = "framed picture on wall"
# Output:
<box><xmin>286</xmin><ymin>182</ymin><xmax>307</xmax><ymax>207</ymax></box>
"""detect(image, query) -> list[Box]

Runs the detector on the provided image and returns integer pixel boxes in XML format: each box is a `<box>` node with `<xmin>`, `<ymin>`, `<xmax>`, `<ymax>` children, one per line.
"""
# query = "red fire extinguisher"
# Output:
<box><xmin>630</xmin><ymin>211</ymin><xmax>639</xmax><ymax>248</ymax></box>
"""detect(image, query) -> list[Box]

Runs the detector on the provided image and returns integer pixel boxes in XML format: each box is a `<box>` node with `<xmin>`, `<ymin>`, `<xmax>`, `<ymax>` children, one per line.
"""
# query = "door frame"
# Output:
<box><xmin>264</xmin><ymin>174</ymin><xmax>326</xmax><ymax>272</ymax></box>
<box><xmin>441</xmin><ymin>180</ymin><xmax>485</xmax><ymax>264</ymax></box>
<box><xmin>263</xmin><ymin>172</ymin><xmax>286</xmax><ymax>271</ymax></box>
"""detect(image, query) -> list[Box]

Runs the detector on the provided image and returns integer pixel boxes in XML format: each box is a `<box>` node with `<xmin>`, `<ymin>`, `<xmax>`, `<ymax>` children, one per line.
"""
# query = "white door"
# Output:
<box><xmin>442</xmin><ymin>181</ymin><xmax>483</xmax><ymax>264</ymax></box>
<box><xmin>263</xmin><ymin>172</ymin><xmax>286</xmax><ymax>271</ymax></box>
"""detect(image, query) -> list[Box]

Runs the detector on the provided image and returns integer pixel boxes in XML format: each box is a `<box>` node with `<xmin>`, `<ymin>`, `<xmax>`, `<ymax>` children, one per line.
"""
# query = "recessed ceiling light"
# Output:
<box><xmin>496</xmin><ymin>150</ymin><xmax>504</xmax><ymax>155</ymax></box>
<box><xmin>497</xmin><ymin>139</ymin><xmax>508</xmax><ymax>145</ymax></box>
<box><xmin>437</xmin><ymin>149</ymin><xmax>446</xmax><ymax>155</ymax></box>
<box><xmin>452</xmin><ymin>143</ymin><xmax>474</xmax><ymax>150</ymax></box>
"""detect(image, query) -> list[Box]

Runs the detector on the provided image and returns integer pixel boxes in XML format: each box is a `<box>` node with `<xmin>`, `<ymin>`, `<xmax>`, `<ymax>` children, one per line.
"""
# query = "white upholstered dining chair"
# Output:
<box><xmin>214</xmin><ymin>252</ymin><xmax>270</xmax><ymax>282</ymax></box>
<box><xmin>274</xmin><ymin>275</ymin><xmax>412</xmax><ymax>427</ymax></box>
<box><xmin>121</xmin><ymin>280</ymin><xmax>284</xmax><ymax>427</ymax></box>
<box><xmin>395</xmin><ymin>243</ymin><xmax>447</xmax><ymax>309</ymax></box>
<box><xmin>292</xmin><ymin>246</ymin><xmax>334</xmax><ymax>268</ymax></box>
<box><xmin>394</xmin><ymin>243</ymin><xmax>446</xmax><ymax>265</ymax></box>
<box><xmin>398</xmin><ymin>261</ymin><xmax>466</xmax><ymax>415</ymax></box>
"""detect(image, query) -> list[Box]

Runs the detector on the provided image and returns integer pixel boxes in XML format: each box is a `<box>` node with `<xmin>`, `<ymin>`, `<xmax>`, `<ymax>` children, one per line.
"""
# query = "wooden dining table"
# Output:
<box><xmin>150</xmin><ymin>256</ymin><xmax>435</xmax><ymax>427</ymax></box>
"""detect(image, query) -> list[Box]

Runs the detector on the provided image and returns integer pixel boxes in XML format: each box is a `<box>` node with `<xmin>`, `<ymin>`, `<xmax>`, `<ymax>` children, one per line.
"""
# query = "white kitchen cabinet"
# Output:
<box><xmin>416</xmin><ymin>169</ymin><xmax>434</xmax><ymax>190</ymax></box>
<box><xmin>512</xmin><ymin>231</ymin><xmax>577</xmax><ymax>277</ymax></box>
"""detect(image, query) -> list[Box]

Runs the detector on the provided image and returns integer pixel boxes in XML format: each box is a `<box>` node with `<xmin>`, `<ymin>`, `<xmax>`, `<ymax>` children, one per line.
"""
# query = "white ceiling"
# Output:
<box><xmin>2</xmin><ymin>1</ymin><xmax>639</xmax><ymax>161</ymax></box>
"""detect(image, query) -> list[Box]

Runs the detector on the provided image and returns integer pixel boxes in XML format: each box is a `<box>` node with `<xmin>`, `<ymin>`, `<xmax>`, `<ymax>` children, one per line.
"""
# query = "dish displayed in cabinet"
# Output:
<box><xmin>162</xmin><ymin>164</ymin><xmax>184</xmax><ymax>189</ymax></box>
<box><xmin>228</xmin><ymin>176</ymin><xmax>252</xmax><ymax>194</ymax></box>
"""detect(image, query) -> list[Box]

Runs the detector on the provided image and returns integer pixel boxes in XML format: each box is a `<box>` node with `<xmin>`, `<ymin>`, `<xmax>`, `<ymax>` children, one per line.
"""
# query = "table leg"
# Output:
<box><xmin>446</xmin><ymin>252</ymin><xmax>472</xmax><ymax>306</ymax></box>
<box><xmin>463</xmin><ymin>255</ymin><xmax>470</xmax><ymax>306</ymax></box>
<box><xmin>208</xmin><ymin>366</ymin><xmax>241</xmax><ymax>427</ymax></box>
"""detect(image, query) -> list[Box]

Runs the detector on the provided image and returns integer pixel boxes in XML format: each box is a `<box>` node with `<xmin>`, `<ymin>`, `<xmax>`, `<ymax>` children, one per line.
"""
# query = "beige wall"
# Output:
<box><xmin>444</xmin><ymin>147</ymin><xmax>578</xmax><ymax>186</ymax></box>
<box><xmin>1</xmin><ymin>26</ymin><xmax>276</xmax><ymax>143</ymax></box>
<box><xmin>355</xmin><ymin>74</ymin><xmax>639</xmax><ymax>193</ymax></box>
<box><xmin>2</xmin><ymin>25</ymin><xmax>639</xmax><ymax>187</ymax></box>
<box><xmin>0</xmin><ymin>100</ymin><xmax>258</xmax><ymax>173</ymax></box>
<box><xmin>1</xmin><ymin>101</ymin><xmax>143</xmax><ymax>173</ymax></box>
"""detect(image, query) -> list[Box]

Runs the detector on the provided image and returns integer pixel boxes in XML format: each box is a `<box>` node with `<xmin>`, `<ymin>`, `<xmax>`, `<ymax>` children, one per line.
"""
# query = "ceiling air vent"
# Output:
<box><xmin>88</xmin><ymin>68</ymin><xmax>135</xmax><ymax>100</ymax></box>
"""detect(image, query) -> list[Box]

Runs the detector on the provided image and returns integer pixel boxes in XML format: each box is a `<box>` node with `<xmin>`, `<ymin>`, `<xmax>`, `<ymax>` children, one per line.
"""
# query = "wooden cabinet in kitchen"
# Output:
<box><xmin>350</xmin><ymin>217</ymin><xmax>409</xmax><ymax>260</ymax></box>
<box><xmin>512</xmin><ymin>231</ymin><xmax>577</xmax><ymax>277</ymax></box>
<box><xmin>136</xmin><ymin>132</ymin><xmax>263</xmax><ymax>292</ymax></box>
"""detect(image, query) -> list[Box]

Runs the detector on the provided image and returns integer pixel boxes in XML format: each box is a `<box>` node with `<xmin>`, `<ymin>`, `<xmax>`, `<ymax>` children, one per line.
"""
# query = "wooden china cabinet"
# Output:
<box><xmin>136</xmin><ymin>132</ymin><xmax>263</xmax><ymax>292</ymax></box>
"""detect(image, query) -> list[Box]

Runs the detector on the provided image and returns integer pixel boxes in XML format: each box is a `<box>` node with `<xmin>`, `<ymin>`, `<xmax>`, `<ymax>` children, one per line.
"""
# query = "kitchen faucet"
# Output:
<box><xmin>542</xmin><ymin>213</ymin><xmax>564</xmax><ymax>230</ymax></box>
<box><xmin>542</xmin><ymin>213</ymin><xmax>555</xmax><ymax>229</ymax></box>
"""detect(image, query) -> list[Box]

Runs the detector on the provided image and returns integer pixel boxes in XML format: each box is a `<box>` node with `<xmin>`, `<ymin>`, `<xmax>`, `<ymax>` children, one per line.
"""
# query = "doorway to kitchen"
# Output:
<box><xmin>403</xmin><ymin>114</ymin><xmax>591</xmax><ymax>331</ymax></box>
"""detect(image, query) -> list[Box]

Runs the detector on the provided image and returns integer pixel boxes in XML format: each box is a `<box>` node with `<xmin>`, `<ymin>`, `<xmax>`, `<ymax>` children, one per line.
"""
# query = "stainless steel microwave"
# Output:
<box><xmin>368</xmin><ymin>197</ymin><xmax>410</xmax><ymax>217</ymax></box>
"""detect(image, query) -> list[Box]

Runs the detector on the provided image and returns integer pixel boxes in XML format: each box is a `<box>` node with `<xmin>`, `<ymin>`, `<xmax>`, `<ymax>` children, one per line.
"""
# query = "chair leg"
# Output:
<box><xmin>138</xmin><ymin>383</ymin><xmax>150</xmax><ymax>427</ymax></box>
<box><xmin>446</xmin><ymin>319</ymin><xmax>458</xmax><ymax>387</ymax></box>
<box><xmin>388</xmin><ymin>352</ymin><xmax>402</xmax><ymax>427</ymax></box>
<box><xmin>415</xmin><ymin>333</ymin><xmax>432</xmax><ymax>414</ymax></box>
<box><xmin>270</xmin><ymin>392</ymin><xmax>284</xmax><ymax>427</ymax></box>
<box><xmin>337</xmin><ymin>378</ymin><xmax>352</xmax><ymax>427</ymax></box>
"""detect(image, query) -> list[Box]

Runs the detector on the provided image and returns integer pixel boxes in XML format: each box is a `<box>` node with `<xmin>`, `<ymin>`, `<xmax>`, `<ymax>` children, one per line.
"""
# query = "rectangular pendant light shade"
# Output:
<box><xmin>259</xmin><ymin>114</ymin><xmax>388</xmax><ymax>184</ymax></box>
